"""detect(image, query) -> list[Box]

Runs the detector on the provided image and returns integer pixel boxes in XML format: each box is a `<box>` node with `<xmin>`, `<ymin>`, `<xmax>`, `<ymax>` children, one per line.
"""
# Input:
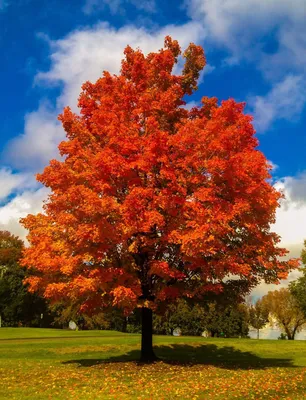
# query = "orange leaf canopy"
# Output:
<box><xmin>21</xmin><ymin>37</ymin><xmax>297</xmax><ymax>314</ymax></box>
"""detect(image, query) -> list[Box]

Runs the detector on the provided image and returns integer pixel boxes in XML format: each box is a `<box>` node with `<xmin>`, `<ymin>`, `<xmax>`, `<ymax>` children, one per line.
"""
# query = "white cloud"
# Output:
<box><xmin>187</xmin><ymin>0</ymin><xmax>306</xmax><ymax>130</ymax></box>
<box><xmin>275</xmin><ymin>173</ymin><xmax>306</xmax><ymax>210</ymax></box>
<box><xmin>83</xmin><ymin>0</ymin><xmax>156</xmax><ymax>15</ymax></box>
<box><xmin>36</xmin><ymin>21</ymin><xmax>205</xmax><ymax>109</ymax></box>
<box><xmin>273</xmin><ymin>174</ymin><xmax>306</xmax><ymax>249</ymax></box>
<box><xmin>186</xmin><ymin>0</ymin><xmax>306</xmax><ymax>66</ymax></box>
<box><xmin>251</xmin><ymin>75</ymin><xmax>306</xmax><ymax>132</ymax></box>
<box><xmin>0</xmin><ymin>188</ymin><xmax>49</xmax><ymax>241</ymax></box>
<box><xmin>250</xmin><ymin>173</ymin><xmax>306</xmax><ymax>298</ymax></box>
<box><xmin>2</xmin><ymin>104</ymin><xmax>64</xmax><ymax>172</ymax></box>
<box><xmin>0</xmin><ymin>168</ymin><xmax>37</xmax><ymax>202</ymax></box>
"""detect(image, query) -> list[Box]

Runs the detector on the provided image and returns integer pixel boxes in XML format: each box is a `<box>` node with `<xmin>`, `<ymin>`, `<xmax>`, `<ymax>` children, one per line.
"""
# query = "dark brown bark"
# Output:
<box><xmin>291</xmin><ymin>325</ymin><xmax>299</xmax><ymax>340</ymax></box>
<box><xmin>140</xmin><ymin>307</ymin><xmax>157</xmax><ymax>362</ymax></box>
<box><xmin>284</xmin><ymin>326</ymin><xmax>294</xmax><ymax>340</ymax></box>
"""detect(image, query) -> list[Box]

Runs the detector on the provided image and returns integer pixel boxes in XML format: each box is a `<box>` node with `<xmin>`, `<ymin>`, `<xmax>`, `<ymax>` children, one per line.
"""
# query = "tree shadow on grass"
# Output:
<box><xmin>63</xmin><ymin>343</ymin><xmax>295</xmax><ymax>370</ymax></box>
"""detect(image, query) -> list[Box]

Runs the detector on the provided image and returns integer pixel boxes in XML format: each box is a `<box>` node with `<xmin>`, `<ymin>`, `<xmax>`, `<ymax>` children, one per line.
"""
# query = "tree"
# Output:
<box><xmin>51</xmin><ymin>302</ymin><xmax>127</xmax><ymax>331</ymax></box>
<box><xmin>201</xmin><ymin>302</ymin><xmax>249</xmax><ymax>338</ymax></box>
<box><xmin>153</xmin><ymin>299</ymin><xmax>206</xmax><ymax>336</ymax></box>
<box><xmin>21</xmin><ymin>37</ymin><xmax>297</xmax><ymax>361</ymax></box>
<box><xmin>0</xmin><ymin>231</ymin><xmax>50</xmax><ymax>327</ymax></box>
<box><xmin>248</xmin><ymin>299</ymin><xmax>269</xmax><ymax>339</ymax></box>
<box><xmin>290</xmin><ymin>274</ymin><xmax>306</xmax><ymax>316</ymax></box>
<box><xmin>289</xmin><ymin>242</ymin><xmax>306</xmax><ymax>315</ymax></box>
<box><xmin>261</xmin><ymin>288</ymin><xmax>306</xmax><ymax>340</ymax></box>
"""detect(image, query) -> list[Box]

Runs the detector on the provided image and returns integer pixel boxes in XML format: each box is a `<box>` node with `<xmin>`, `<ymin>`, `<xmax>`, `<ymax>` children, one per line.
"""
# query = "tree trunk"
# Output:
<box><xmin>291</xmin><ymin>326</ymin><xmax>298</xmax><ymax>340</ymax></box>
<box><xmin>257</xmin><ymin>329</ymin><xmax>259</xmax><ymax>340</ymax></box>
<box><xmin>140</xmin><ymin>307</ymin><xmax>157</xmax><ymax>362</ymax></box>
<box><xmin>285</xmin><ymin>327</ymin><xmax>293</xmax><ymax>340</ymax></box>
<box><xmin>287</xmin><ymin>332</ymin><xmax>294</xmax><ymax>340</ymax></box>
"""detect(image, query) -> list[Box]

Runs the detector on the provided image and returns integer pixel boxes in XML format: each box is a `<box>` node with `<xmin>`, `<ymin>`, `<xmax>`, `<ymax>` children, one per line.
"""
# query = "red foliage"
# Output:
<box><xmin>21</xmin><ymin>37</ymin><xmax>298</xmax><ymax>314</ymax></box>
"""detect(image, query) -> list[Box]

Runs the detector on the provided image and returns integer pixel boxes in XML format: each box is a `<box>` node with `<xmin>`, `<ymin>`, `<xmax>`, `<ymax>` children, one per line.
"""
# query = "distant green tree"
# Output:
<box><xmin>289</xmin><ymin>242</ymin><xmax>306</xmax><ymax>316</ymax></box>
<box><xmin>0</xmin><ymin>231</ymin><xmax>51</xmax><ymax>327</ymax></box>
<box><xmin>204</xmin><ymin>303</ymin><xmax>249</xmax><ymax>338</ymax></box>
<box><xmin>152</xmin><ymin>299</ymin><xmax>206</xmax><ymax>336</ymax></box>
<box><xmin>248</xmin><ymin>299</ymin><xmax>269</xmax><ymax>339</ymax></box>
<box><xmin>289</xmin><ymin>240</ymin><xmax>306</xmax><ymax>312</ymax></box>
<box><xmin>290</xmin><ymin>274</ymin><xmax>306</xmax><ymax>316</ymax></box>
<box><xmin>152</xmin><ymin>299</ymin><xmax>249</xmax><ymax>338</ymax></box>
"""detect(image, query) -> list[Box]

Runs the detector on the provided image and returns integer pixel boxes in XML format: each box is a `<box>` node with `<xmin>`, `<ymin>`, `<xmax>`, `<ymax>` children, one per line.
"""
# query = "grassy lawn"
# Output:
<box><xmin>1</xmin><ymin>328</ymin><xmax>306</xmax><ymax>399</ymax></box>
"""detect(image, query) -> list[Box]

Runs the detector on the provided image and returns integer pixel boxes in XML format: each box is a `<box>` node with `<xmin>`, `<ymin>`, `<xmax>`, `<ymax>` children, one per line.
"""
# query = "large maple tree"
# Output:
<box><xmin>21</xmin><ymin>37</ymin><xmax>297</xmax><ymax>361</ymax></box>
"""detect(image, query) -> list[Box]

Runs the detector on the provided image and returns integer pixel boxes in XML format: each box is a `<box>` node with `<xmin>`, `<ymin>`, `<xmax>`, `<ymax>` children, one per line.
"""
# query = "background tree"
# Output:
<box><xmin>51</xmin><ymin>302</ymin><xmax>127</xmax><ymax>331</ymax></box>
<box><xmin>289</xmin><ymin>241</ymin><xmax>306</xmax><ymax>315</ymax></box>
<box><xmin>0</xmin><ymin>231</ymin><xmax>51</xmax><ymax>327</ymax></box>
<box><xmin>248</xmin><ymin>299</ymin><xmax>269</xmax><ymax>339</ymax></box>
<box><xmin>261</xmin><ymin>288</ymin><xmax>306</xmax><ymax>340</ymax></box>
<box><xmin>290</xmin><ymin>275</ymin><xmax>306</xmax><ymax>317</ymax></box>
<box><xmin>202</xmin><ymin>302</ymin><xmax>249</xmax><ymax>338</ymax></box>
<box><xmin>153</xmin><ymin>299</ymin><xmax>206</xmax><ymax>336</ymax></box>
<box><xmin>21</xmin><ymin>37</ymin><xmax>297</xmax><ymax>361</ymax></box>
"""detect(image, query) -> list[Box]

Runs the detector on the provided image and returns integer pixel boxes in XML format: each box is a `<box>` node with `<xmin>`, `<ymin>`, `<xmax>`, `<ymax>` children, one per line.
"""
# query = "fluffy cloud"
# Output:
<box><xmin>0</xmin><ymin>188</ymin><xmax>49</xmax><ymax>241</ymax></box>
<box><xmin>186</xmin><ymin>0</ymin><xmax>306</xmax><ymax>131</ymax></box>
<box><xmin>275</xmin><ymin>173</ymin><xmax>306</xmax><ymax>211</ymax></box>
<box><xmin>36</xmin><ymin>21</ymin><xmax>205</xmax><ymax>110</ymax></box>
<box><xmin>251</xmin><ymin>173</ymin><xmax>306</xmax><ymax>298</ymax></box>
<box><xmin>272</xmin><ymin>173</ymin><xmax>306</xmax><ymax>253</ymax></box>
<box><xmin>186</xmin><ymin>0</ymin><xmax>306</xmax><ymax>66</ymax></box>
<box><xmin>0</xmin><ymin>168</ymin><xmax>37</xmax><ymax>202</ymax></box>
<box><xmin>2</xmin><ymin>104</ymin><xmax>63</xmax><ymax>172</ymax></box>
<box><xmin>251</xmin><ymin>75</ymin><xmax>306</xmax><ymax>132</ymax></box>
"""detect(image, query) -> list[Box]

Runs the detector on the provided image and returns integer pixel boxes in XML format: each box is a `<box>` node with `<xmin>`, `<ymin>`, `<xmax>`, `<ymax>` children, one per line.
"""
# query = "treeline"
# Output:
<box><xmin>27</xmin><ymin>300</ymin><xmax>250</xmax><ymax>338</ymax></box>
<box><xmin>2</xmin><ymin>229</ymin><xmax>306</xmax><ymax>340</ymax></box>
<box><xmin>0</xmin><ymin>231</ymin><xmax>53</xmax><ymax>327</ymax></box>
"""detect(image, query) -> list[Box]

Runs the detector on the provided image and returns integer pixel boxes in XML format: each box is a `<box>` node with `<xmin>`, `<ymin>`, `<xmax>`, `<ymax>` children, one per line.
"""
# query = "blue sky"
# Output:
<box><xmin>0</xmin><ymin>0</ymin><xmax>306</xmax><ymax>296</ymax></box>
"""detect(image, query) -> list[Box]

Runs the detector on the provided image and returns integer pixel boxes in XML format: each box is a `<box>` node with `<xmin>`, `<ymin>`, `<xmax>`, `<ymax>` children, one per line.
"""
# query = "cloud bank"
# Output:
<box><xmin>186</xmin><ymin>0</ymin><xmax>306</xmax><ymax>131</ymax></box>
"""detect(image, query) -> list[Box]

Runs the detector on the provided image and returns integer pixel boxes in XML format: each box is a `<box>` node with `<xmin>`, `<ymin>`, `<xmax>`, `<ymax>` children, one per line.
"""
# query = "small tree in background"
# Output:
<box><xmin>289</xmin><ymin>241</ymin><xmax>306</xmax><ymax>316</ymax></box>
<box><xmin>202</xmin><ymin>302</ymin><xmax>249</xmax><ymax>338</ymax></box>
<box><xmin>248</xmin><ymin>299</ymin><xmax>269</xmax><ymax>339</ymax></box>
<box><xmin>0</xmin><ymin>231</ymin><xmax>51</xmax><ymax>327</ymax></box>
<box><xmin>153</xmin><ymin>300</ymin><xmax>206</xmax><ymax>336</ymax></box>
<box><xmin>261</xmin><ymin>288</ymin><xmax>306</xmax><ymax>340</ymax></box>
<box><xmin>290</xmin><ymin>276</ymin><xmax>306</xmax><ymax>314</ymax></box>
<box><xmin>21</xmin><ymin>37</ymin><xmax>297</xmax><ymax>361</ymax></box>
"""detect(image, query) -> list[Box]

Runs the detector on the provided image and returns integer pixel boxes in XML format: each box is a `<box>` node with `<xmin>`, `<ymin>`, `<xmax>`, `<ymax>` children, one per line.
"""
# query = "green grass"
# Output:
<box><xmin>0</xmin><ymin>327</ymin><xmax>127</xmax><ymax>339</ymax></box>
<box><xmin>1</xmin><ymin>328</ymin><xmax>306</xmax><ymax>399</ymax></box>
